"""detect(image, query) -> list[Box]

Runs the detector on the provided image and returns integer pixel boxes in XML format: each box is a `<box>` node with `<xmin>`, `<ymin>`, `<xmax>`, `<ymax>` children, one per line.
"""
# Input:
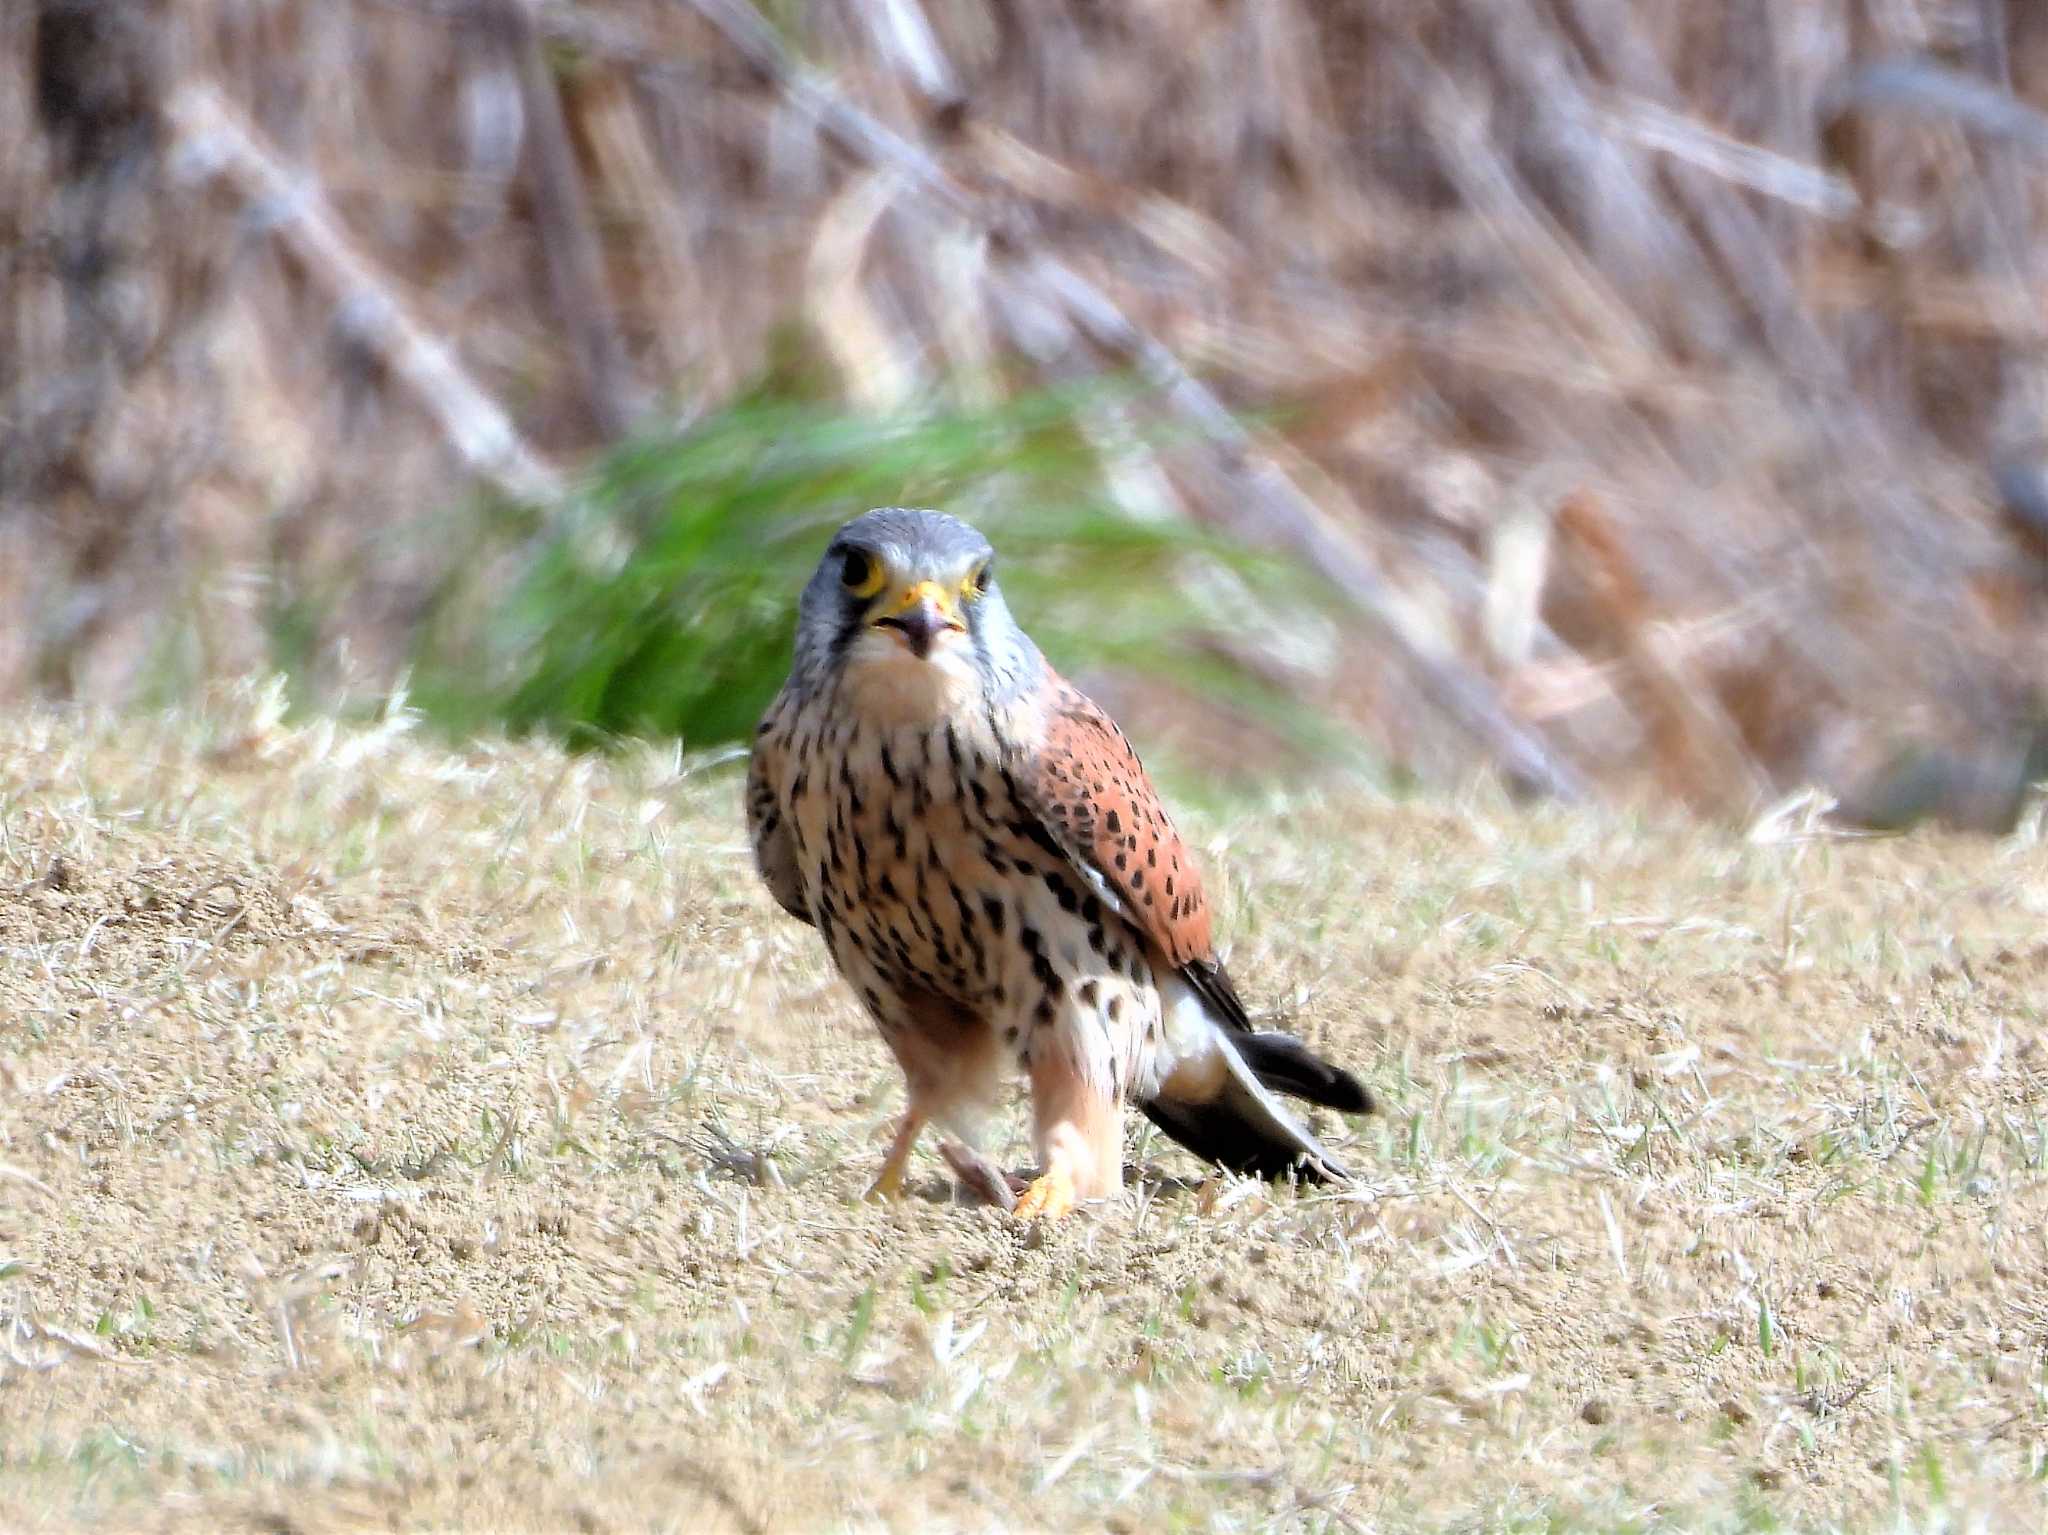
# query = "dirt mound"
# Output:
<box><xmin>0</xmin><ymin>849</ymin><xmax>303</xmax><ymax>957</ymax></box>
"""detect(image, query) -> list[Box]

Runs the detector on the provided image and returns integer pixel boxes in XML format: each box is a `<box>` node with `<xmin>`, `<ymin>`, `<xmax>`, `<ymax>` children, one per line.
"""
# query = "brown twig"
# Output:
<box><xmin>1556</xmin><ymin>492</ymin><xmax>1772</xmax><ymax>814</ymax></box>
<box><xmin>938</xmin><ymin>1140</ymin><xmax>1019</xmax><ymax>1211</ymax></box>
<box><xmin>1026</xmin><ymin>258</ymin><xmax>1590</xmax><ymax>799</ymax></box>
<box><xmin>162</xmin><ymin>82</ymin><xmax>563</xmax><ymax>505</ymax></box>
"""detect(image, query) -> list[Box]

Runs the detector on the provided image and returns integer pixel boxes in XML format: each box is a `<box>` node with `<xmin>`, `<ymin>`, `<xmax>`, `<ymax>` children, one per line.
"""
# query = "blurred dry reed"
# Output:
<box><xmin>9</xmin><ymin>0</ymin><xmax>2048</xmax><ymax>818</ymax></box>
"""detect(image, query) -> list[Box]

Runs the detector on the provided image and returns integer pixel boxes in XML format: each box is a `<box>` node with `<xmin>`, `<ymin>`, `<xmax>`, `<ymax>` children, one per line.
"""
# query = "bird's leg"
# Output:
<box><xmin>1015</xmin><ymin>1047</ymin><xmax>1120</xmax><ymax>1221</ymax></box>
<box><xmin>864</xmin><ymin>1107</ymin><xmax>928</xmax><ymax>1200</ymax></box>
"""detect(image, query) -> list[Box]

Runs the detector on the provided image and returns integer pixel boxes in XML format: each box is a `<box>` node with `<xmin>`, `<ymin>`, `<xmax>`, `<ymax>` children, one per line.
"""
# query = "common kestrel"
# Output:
<box><xmin>748</xmin><ymin>508</ymin><xmax>1370</xmax><ymax>1219</ymax></box>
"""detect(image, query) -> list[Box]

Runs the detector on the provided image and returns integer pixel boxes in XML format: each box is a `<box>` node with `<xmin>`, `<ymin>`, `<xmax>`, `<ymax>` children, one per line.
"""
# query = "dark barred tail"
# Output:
<box><xmin>1233</xmin><ymin>1031</ymin><xmax>1373</xmax><ymax>1116</ymax></box>
<box><xmin>1141</xmin><ymin>1090</ymin><xmax>1341</xmax><ymax>1181</ymax></box>
<box><xmin>1141</xmin><ymin>1029</ymin><xmax>1371</xmax><ymax>1184</ymax></box>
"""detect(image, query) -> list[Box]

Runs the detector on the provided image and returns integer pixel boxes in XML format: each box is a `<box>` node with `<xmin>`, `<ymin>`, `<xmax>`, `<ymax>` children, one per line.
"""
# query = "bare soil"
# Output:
<box><xmin>5</xmin><ymin>688</ymin><xmax>2047</xmax><ymax>1532</ymax></box>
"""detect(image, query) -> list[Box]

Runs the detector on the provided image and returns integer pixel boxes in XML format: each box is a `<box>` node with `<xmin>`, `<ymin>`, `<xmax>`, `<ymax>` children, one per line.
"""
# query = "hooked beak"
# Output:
<box><xmin>872</xmin><ymin>580</ymin><xmax>966</xmax><ymax>659</ymax></box>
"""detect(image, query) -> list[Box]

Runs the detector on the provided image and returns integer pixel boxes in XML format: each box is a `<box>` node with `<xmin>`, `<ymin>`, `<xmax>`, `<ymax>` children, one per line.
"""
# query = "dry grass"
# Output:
<box><xmin>5</xmin><ymin>683</ymin><xmax>2048</xmax><ymax>1532</ymax></box>
<box><xmin>16</xmin><ymin>3</ymin><xmax>2048</xmax><ymax>805</ymax></box>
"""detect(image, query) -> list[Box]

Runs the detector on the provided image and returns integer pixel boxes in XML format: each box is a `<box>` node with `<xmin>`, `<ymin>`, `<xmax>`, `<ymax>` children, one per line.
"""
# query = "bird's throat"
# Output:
<box><xmin>840</xmin><ymin>633</ymin><xmax>979</xmax><ymax>731</ymax></box>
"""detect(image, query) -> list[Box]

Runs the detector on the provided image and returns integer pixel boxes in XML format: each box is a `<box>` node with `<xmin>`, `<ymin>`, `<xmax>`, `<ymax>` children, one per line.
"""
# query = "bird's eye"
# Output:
<box><xmin>965</xmin><ymin>562</ymin><xmax>991</xmax><ymax>599</ymax></box>
<box><xmin>839</xmin><ymin>549</ymin><xmax>884</xmax><ymax>597</ymax></box>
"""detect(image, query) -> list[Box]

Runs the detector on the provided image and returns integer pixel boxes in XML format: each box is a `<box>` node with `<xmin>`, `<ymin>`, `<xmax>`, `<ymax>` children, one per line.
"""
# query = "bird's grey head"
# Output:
<box><xmin>791</xmin><ymin>508</ymin><xmax>1042</xmax><ymax>721</ymax></box>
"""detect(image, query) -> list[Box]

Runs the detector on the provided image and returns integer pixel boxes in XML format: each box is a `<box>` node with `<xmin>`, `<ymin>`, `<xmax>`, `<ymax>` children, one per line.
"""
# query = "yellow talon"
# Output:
<box><xmin>1013</xmin><ymin>1163</ymin><xmax>1078</xmax><ymax>1223</ymax></box>
<box><xmin>864</xmin><ymin>1163</ymin><xmax>906</xmax><ymax>1201</ymax></box>
<box><xmin>865</xmin><ymin>1111</ymin><xmax>926</xmax><ymax>1201</ymax></box>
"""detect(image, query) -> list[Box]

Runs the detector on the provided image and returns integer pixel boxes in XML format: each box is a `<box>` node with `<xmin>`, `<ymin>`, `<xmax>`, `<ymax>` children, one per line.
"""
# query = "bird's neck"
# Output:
<box><xmin>839</xmin><ymin>648</ymin><xmax>982</xmax><ymax>733</ymax></box>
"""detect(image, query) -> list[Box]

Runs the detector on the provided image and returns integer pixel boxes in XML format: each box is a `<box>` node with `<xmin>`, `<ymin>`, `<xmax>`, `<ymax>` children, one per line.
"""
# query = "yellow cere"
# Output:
<box><xmin>891</xmin><ymin>580</ymin><xmax>961</xmax><ymax>619</ymax></box>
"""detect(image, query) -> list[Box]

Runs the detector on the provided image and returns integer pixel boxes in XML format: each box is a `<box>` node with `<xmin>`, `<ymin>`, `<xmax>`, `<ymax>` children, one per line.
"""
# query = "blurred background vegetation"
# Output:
<box><xmin>11</xmin><ymin>0</ymin><xmax>2048</xmax><ymax>822</ymax></box>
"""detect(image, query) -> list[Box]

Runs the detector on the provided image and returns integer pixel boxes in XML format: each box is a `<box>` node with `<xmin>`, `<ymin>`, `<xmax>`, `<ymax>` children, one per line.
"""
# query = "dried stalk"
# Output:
<box><xmin>1603</xmin><ymin>95</ymin><xmax>1860</xmax><ymax>219</ymax></box>
<box><xmin>27</xmin><ymin>0</ymin><xmax>2047</xmax><ymax>808</ymax></box>
<box><xmin>679</xmin><ymin>0</ymin><xmax>1589</xmax><ymax>801</ymax></box>
<box><xmin>1832</xmin><ymin>58</ymin><xmax>2048</xmax><ymax>156</ymax></box>
<box><xmin>1555</xmin><ymin>493</ymin><xmax>1771</xmax><ymax>814</ymax></box>
<box><xmin>496</xmin><ymin>0</ymin><xmax>645</xmax><ymax>437</ymax></box>
<box><xmin>1025</xmin><ymin>256</ymin><xmax>1591</xmax><ymax>800</ymax></box>
<box><xmin>163</xmin><ymin>82</ymin><xmax>563</xmax><ymax>505</ymax></box>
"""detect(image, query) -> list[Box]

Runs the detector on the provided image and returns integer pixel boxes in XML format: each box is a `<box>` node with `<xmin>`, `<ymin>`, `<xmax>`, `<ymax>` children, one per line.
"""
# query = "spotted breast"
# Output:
<box><xmin>772</xmin><ymin>677</ymin><xmax>1165</xmax><ymax>1128</ymax></box>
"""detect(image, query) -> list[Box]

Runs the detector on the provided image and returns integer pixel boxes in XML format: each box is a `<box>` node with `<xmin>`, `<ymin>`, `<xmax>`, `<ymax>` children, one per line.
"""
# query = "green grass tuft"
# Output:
<box><xmin>405</xmin><ymin>385</ymin><xmax>1345</xmax><ymax>762</ymax></box>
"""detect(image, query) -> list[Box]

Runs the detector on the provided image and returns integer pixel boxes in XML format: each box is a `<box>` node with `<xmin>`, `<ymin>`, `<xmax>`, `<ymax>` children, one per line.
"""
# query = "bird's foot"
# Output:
<box><xmin>1012</xmin><ymin>1162</ymin><xmax>1078</xmax><ymax>1223</ymax></box>
<box><xmin>864</xmin><ymin>1111</ymin><xmax>927</xmax><ymax>1201</ymax></box>
<box><xmin>863</xmin><ymin>1162</ymin><xmax>907</xmax><ymax>1201</ymax></box>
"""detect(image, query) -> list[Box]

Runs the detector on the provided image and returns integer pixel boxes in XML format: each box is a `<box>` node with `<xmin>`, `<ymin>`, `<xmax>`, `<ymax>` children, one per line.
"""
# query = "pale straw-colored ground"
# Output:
<box><xmin>5</xmin><ymin>683</ymin><xmax>2046</xmax><ymax>1532</ymax></box>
